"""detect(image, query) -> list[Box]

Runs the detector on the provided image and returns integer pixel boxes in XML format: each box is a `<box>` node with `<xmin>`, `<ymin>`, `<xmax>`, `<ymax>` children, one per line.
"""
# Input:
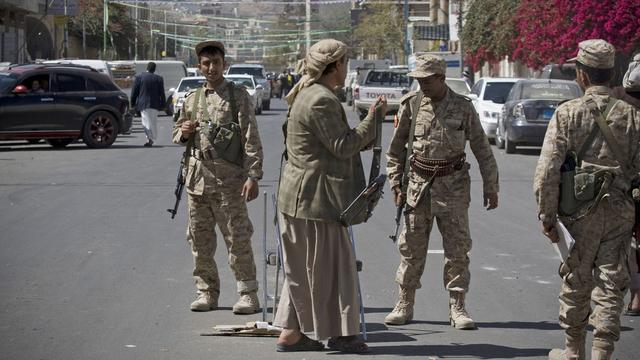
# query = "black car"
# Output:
<box><xmin>496</xmin><ymin>79</ymin><xmax>582</xmax><ymax>153</ymax></box>
<box><xmin>0</xmin><ymin>63</ymin><xmax>132</xmax><ymax>148</ymax></box>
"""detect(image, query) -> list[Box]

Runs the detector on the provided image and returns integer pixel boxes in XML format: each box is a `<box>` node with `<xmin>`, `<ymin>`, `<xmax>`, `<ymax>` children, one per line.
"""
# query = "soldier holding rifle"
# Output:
<box><xmin>385</xmin><ymin>54</ymin><xmax>499</xmax><ymax>329</ymax></box>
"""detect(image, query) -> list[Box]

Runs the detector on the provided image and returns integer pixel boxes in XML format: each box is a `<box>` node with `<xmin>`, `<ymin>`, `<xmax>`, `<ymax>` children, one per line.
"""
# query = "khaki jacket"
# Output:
<box><xmin>386</xmin><ymin>88</ymin><xmax>499</xmax><ymax>208</ymax></box>
<box><xmin>172</xmin><ymin>80</ymin><xmax>263</xmax><ymax>195</ymax></box>
<box><xmin>278</xmin><ymin>83</ymin><xmax>376</xmax><ymax>223</ymax></box>
<box><xmin>534</xmin><ymin>86</ymin><xmax>640</xmax><ymax>224</ymax></box>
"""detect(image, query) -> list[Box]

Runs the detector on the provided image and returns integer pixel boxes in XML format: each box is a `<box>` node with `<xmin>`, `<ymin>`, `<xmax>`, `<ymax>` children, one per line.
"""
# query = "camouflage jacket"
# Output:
<box><xmin>277</xmin><ymin>83</ymin><xmax>376</xmax><ymax>223</ymax></box>
<box><xmin>386</xmin><ymin>88</ymin><xmax>499</xmax><ymax>207</ymax></box>
<box><xmin>533</xmin><ymin>86</ymin><xmax>640</xmax><ymax>225</ymax></box>
<box><xmin>172</xmin><ymin>80</ymin><xmax>263</xmax><ymax>195</ymax></box>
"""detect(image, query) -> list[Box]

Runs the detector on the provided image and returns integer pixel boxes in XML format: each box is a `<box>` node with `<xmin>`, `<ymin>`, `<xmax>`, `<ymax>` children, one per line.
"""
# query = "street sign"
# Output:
<box><xmin>47</xmin><ymin>0</ymin><xmax>79</xmax><ymax>16</ymax></box>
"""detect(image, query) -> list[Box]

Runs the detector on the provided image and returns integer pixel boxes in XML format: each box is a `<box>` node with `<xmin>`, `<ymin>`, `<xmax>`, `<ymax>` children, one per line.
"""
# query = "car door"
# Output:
<box><xmin>0</xmin><ymin>71</ymin><xmax>56</xmax><ymax>133</ymax></box>
<box><xmin>53</xmin><ymin>70</ymin><xmax>93</xmax><ymax>131</ymax></box>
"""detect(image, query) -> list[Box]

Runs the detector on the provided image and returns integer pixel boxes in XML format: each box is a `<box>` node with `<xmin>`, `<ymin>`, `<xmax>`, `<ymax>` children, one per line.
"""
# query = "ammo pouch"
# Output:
<box><xmin>210</xmin><ymin>122</ymin><xmax>243</xmax><ymax>166</ymax></box>
<box><xmin>559</xmin><ymin>158</ymin><xmax>612</xmax><ymax>219</ymax></box>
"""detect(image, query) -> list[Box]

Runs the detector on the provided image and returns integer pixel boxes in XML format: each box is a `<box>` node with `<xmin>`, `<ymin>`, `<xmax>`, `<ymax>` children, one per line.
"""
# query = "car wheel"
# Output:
<box><xmin>495</xmin><ymin>124</ymin><xmax>505</xmax><ymax>149</ymax></box>
<box><xmin>505</xmin><ymin>129</ymin><xmax>516</xmax><ymax>154</ymax></box>
<box><xmin>47</xmin><ymin>138</ymin><xmax>74</xmax><ymax>148</ymax></box>
<box><xmin>82</xmin><ymin>111</ymin><xmax>119</xmax><ymax>148</ymax></box>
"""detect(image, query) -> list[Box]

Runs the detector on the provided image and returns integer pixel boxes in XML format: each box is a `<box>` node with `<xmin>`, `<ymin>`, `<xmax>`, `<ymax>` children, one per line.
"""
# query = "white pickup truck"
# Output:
<box><xmin>353</xmin><ymin>69</ymin><xmax>411</xmax><ymax>120</ymax></box>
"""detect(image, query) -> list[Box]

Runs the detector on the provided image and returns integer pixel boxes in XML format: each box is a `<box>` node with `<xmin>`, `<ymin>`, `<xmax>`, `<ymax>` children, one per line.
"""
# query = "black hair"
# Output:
<box><xmin>147</xmin><ymin>62</ymin><xmax>156</xmax><ymax>73</ymax></box>
<box><xmin>321</xmin><ymin>55</ymin><xmax>345</xmax><ymax>76</ymax></box>
<box><xmin>198</xmin><ymin>46</ymin><xmax>225</xmax><ymax>63</ymax></box>
<box><xmin>576</xmin><ymin>62</ymin><xmax>613</xmax><ymax>86</ymax></box>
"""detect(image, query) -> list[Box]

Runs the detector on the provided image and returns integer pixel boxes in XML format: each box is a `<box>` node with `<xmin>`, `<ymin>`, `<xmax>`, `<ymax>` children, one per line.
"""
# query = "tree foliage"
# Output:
<box><xmin>353</xmin><ymin>3</ymin><xmax>404</xmax><ymax>63</ymax></box>
<box><xmin>460</xmin><ymin>0</ymin><xmax>520</xmax><ymax>71</ymax></box>
<box><xmin>512</xmin><ymin>0</ymin><xmax>640</xmax><ymax>69</ymax></box>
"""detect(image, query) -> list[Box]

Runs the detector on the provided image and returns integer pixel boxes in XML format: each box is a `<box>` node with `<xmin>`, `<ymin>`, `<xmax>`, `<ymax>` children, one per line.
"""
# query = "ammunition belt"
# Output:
<box><xmin>410</xmin><ymin>153</ymin><xmax>466</xmax><ymax>178</ymax></box>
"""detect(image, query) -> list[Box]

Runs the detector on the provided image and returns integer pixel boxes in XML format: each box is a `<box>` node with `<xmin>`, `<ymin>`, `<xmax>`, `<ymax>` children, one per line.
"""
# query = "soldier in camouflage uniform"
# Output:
<box><xmin>385</xmin><ymin>55</ymin><xmax>499</xmax><ymax>329</ymax></box>
<box><xmin>534</xmin><ymin>40</ymin><xmax>640</xmax><ymax>360</ymax></box>
<box><xmin>172</xmin><ymin>40</ymin><xmax>263</xmax><ymax>314</ymax></box>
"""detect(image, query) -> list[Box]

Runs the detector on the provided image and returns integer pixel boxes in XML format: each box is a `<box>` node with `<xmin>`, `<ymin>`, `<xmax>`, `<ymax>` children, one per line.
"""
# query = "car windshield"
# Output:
<box><xmin>483</xmin><ymin>82</ymin><xmax>515</xmax><ymax>103</ymax></box>
<box><xmin>0</xmin><ymin>72</ymin><xmax>18</xmax><ymax>93</ymax></box>
<box><xmin>445</xmin><ymin>79</ymin><xmax>470</xmax><ymax>95</ymax></box>
<box><xmin>178</xmin><ymin>79</ymin><xmax>206</xmax><ymax>92</ymax></box>
<box><xmin>226</xmin><ymin>77</ymin><xmax>254</xmax><ymax>89</ymax></box>
<box><xmin>365</xmin><ymin>71</ymin><xmax>410</xmax><ymax>87</ymax></box>
<box><xmin>520</xmin><ymin>82</ymin><xmax>580</xmax><ymax>100</ymax></box>
<box><xmin>228</xmin><ymin>67</ymin><xmax>263</xmax><ymax>78</ymax></box>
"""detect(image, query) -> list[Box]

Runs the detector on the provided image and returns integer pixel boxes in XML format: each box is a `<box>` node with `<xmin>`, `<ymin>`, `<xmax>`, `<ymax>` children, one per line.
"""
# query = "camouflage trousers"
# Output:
<box><xmin>560</xmin><ymin>198</ymin><xmax>632</xmax><ymax>351</ymax></box>
<box><xmin>395</xmin><ymin>190</ymin><xmax>471</xmax><ymax>292</ymax></box>
<box><xmin>186</xmin><ymin>188</ymin><xmax>258</xmax><ymax>297</ymax></box>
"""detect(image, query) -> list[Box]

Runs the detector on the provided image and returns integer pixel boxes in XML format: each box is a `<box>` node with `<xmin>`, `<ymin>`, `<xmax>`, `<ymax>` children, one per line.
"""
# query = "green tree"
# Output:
<box><xmin>353</xmin><ymin>3</ymin><xmax>404</xmax><ymax>63</ymax></box>
<box><xmin>460</xmin><ymin>0</ymin><xmax>520</xmax><ymax>70</ymax></box>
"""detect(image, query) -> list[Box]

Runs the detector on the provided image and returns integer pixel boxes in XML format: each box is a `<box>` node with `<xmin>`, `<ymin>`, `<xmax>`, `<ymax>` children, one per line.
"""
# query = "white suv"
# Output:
<box><xmin>226</xmin><ymin>64</ymin><xmax>271</xmax><ymax>111</ymax></box>
<box><xmin>469</xmin><ymin>77</ymin><xmax>520</xmax><ymax>139</ymax></box>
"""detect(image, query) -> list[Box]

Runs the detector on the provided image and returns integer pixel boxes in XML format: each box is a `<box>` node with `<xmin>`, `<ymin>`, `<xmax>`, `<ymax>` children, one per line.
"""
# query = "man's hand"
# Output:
<box><xmin>369</xmin><ymin>96</ymin><xmax>388</xmax><ymax>118</ymax></box>
<box><xmin>483</xmin><ymin>192</ymin><xmax>498</xmax><ymax>210</ymax></box>
<box><xmin>393</xmin><ymin>186</ymin><xmax>405</xmax><ymax>206</ymax></box>
<box><xmin>541</xmin><ymin>222</ymin><xmax>559</xmax><ymax>243</ymax></box>
<box><xmin>180</xmin><ymin>120</ymin><xmax>199</xmax><ymax>138</ymax></box>
<box><xmin>241</xmin><ymin>178</ymin><xmax>259</xmax><ymax>202</ymax></box>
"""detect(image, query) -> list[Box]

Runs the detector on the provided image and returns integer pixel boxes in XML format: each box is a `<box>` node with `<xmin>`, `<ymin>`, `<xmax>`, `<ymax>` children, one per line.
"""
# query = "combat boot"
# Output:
<box><xmin>190</xmin><ymin>291</ymin><xmax>218</xmax><ymax>312</ymax></box>
<box><xmin>449</xmin><ymin>292</ymin><xmax>476</xmax><ymax>330</ymax></box>
<box><xmin>384</xmin><ymin>286</ymin><xmax>415</xmax><ymax>325</ymax></box>
<box><xmin>590</xmin><ymin>348</ymin><xmax>612</xmax><ymax>360</ymax></box>
<box><xmin>233</xmin><ymin>291</ymin><xmax>260</xmax><ymax>314</ymax></box>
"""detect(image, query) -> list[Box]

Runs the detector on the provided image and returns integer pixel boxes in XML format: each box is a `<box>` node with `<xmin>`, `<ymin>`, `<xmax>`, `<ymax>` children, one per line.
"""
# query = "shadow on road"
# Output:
<box><xmin>410</xmin><ymin>320</ymin><xmax>562</xmax><ymax>331</ymax></box>
<box><xmin>368</xmin><ymin>343</ymin><xmax>549</xmax><ymax>358</ymax></box>
<box><xmin>364</xmin><ymin>306</ymin><xmax>394</xmax><ymax>314</ymax></box>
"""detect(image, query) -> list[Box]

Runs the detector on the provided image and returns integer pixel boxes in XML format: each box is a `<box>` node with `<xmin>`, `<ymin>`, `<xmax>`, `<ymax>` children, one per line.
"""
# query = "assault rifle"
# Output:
<box><xmin>339</xmin><ymin>102</ymin><xmax>386</xmax><ymax>226</ymax></box>
<box><xmin>167</xmin><ymin>136</ymin><xmax>194</xmax><ymax>219</ymax></box>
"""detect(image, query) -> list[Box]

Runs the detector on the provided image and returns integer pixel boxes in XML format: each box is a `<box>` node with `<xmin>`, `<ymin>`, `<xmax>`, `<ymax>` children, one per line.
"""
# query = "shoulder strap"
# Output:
<box><xmin>576</xmin><ymin>99</ymin><xmax>615</xmax><ymax>162</ymax></box>
<box><xmin>227</xmin><ymin>82</ymin><xmax>239</xmax><ymax>124</ymax></box>
<box><xmin>191</xmin><ymin>88</ymin><xmax>202</xmax><ymax>122</ymax></box>
<box><xmin>586</xmin><ymin>99</ymin><xmax>636</xmax><ymax>180</ymax></box>
<box><xmin>400</xmin><ymin>91</ymin><xmax>423</xmax><ymax>193</ymax></box>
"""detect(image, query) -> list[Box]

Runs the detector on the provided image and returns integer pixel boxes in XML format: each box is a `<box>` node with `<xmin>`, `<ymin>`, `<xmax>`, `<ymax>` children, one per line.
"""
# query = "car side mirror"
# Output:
<box><xmin>12</xmin><ymin>85</ymin><xmax>28</xmax><ymax>94</ymax></box>
<box><xmin>467</xmin><ymin>93</ymin><xmax>478</xmax><ymax>100</ymax></box>
<box><xmin>256</xmin><ymin>85</ymin><xmax>263</xmax><ymax>90</ymax></box>
<box><xmin>169</xmin><ymin>87</ymin><xmax>175</xmax><ymax>94</ymax></box>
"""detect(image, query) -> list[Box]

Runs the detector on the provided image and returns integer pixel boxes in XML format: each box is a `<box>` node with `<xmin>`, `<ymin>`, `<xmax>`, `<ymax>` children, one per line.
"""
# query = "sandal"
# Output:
<box><xmin>624</xmin><ymin>304</ymin><xmax>640</xmax><ymax>316</ymax></box>
<box><xmin>327</xmin><ymin>336</ymin><xmax>369</xmax><ymax>354</ymax></box>
<box><xmin>276</xmin><ymin>334</ymin><xmax>325</xmax><ymax>352</ymax></box>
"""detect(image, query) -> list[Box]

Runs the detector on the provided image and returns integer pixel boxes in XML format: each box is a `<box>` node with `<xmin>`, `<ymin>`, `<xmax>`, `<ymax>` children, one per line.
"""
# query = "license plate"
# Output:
<box><xmin>542</xmin><ymin>108</ymin><xmax>555</xmax><ymax>119</ymax></box>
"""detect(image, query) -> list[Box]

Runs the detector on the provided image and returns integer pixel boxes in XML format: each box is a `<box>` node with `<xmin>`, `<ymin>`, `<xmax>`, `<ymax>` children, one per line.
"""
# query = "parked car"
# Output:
<box><xmin>410</xmin><ymin>77</ymin><xmax>471</xmax><ymax>95</ymax></box>
<box><xmin>344</xmin><ymin>70</ymin><xmax>358</xmax><ymax>106</ymax></box>
<box><xmin>226</xmin><ymin>64</ymin><xmax>271</xmax><ymax>110</ymax></box>
<box><xmin>539</xmin><ymin>63</ymin><xmax>576</xmax><ymax>81</ymax></box>
<box><xmin>43</xmin><ymin>59</ymin><xmax>114</xmax><ymax>79</ymax></box>
<box><xmin>0</xmin><ymin>63</ymin><xmax>132</xmax><ymax>148</ymax></box>
<box><xmin>225</xmin><ymin>74</ymin><xmax>263</xmax><ymax>115</ymax></box>
<box><xmin>496</xmin><ymin>79</ymin><xmax>582</xmax><ymax>153</ymax></box>
<box><xmin>133</xmin><ymin>60</ymin><xmax>187</xmax><ymax>116</ymax></box>
<box><xmin>171</xmin><ymin>76</ymin><xmax>206</xmax><ymax>122</ymax></box>
<box><xmin>354</xmin><ymin>69</ymin><xmax>411</xmax><ymax>120</ymax></box>
<box><xmin>186</xmin><ymin>67</ymin><xmax>201</xmax><ymax>77</ymax></box>
<box><xmin>468</xmin><ymin>77</ymin><xmax>521</xmax><ymax>139</ymax></box>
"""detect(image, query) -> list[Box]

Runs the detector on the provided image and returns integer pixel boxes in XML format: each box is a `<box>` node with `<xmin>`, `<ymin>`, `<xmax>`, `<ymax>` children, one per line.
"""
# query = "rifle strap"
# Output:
<box><xmin>185</xmin><ymin>88</ymin><xmax>202</xmax><ymax>156</ymax></box>
<box><xmin>585</xmin><ymin>98</ymin><xmax>636</xmax><ymax>181</ymax></box>
<box><xmin>400</xmin><ymin>91</ymin><xmax>423</xmax><ymax>193</ymax></box>
<box><xmin>577</xmin><ymin>98</ymin><xmax>615</xmax><ymax>163</ymax></box>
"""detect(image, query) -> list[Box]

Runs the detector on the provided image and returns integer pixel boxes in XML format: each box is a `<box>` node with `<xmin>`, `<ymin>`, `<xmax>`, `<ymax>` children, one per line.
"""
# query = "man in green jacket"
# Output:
<box><xmin>274</xmin><ymin>39</ymin><xmax>386</xmax><ymax>353</ymax></box>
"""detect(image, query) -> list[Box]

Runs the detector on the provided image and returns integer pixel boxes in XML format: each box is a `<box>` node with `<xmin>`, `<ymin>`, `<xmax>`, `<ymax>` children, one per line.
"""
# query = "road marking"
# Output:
<box><xmin>482</xmin><ymin>266</ymin><xmax>499</xmax><ymax>271</ymax></box>
<box><xmin>428</xmin><ymin>250</ymin><xmax>444</xmax><ymax>254</ymax></box>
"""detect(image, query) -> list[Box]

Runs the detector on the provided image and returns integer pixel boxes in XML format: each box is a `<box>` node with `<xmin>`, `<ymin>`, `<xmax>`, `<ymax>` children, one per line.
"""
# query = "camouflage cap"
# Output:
<box><xmin>407</xmin><ymin>54</ymin><xmax>446</xmax><ymax>78</ymax></box>
<box><xmin>195</xmin><ymin>40</ymin><xmax>225</xmax><ymax>57</ymax></box>
<box><xmin>623</xmin><ymin>53</ymin><xmax>640</xmax><ymax>91</ymax></box>
<box><xmin>567</xmin><ymin>39</ymin><xmax>615</xmax><ymax>69</ymax></box>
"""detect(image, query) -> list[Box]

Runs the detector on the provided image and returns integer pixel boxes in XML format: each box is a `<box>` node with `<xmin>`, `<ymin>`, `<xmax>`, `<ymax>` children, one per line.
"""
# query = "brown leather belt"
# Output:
<box><xmin>193</xmin><ymin>148</ymin><xmax>219</xmax><ymax>161</ymax></box>
<box><xmin>410</xmin><ymin>153</ymin><xmax>466</xmax><ymax>178</ymax></box>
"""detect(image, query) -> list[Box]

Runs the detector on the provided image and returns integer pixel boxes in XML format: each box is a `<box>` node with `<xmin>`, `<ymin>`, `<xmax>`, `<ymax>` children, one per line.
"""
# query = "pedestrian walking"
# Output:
<box><xmin>534</xmin><ymin>39</ymin><xmax>640</xmax><ymax>360</ymax></box>
<box><xmin>274</xmin><ymin>39</ymin><xmax>385</xmax><ymax>353</ymax></box>
<box><xmin>171</xmin><ymin>40</ymin><xmax>264</xmax><ymax>314</ymax></box>
<box><xmin>131</xmin><ymin>62</ymin><xmax>166</xmax><ymax>147</ymax></box>
<box><xmin>384</xmin><ymin>54</ymin><xmax>499</xmax><ymax>329</ymax></box>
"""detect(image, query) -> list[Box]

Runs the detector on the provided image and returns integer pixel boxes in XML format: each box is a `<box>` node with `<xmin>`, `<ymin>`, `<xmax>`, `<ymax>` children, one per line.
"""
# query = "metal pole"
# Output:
<box><xmin>348</xmin><ymin>225</ymin><xmax>367</xmax><ymax>341</ymax></box>
<box><xmin>134</xmin><ymin>0</ymin><xmax>138</xmax><ymax>60</ymax></box>
<box><xmin>150</xmin><ymin>10</ymin><xmax>153</xmax><ymax>59</ymax></box>
<box><xmin>305</xmin><ymin>0</ymin><xmax>310</xmax><ymax>55</ymax></box>
<box><xmin>174</xmin><ymin>23</ymin><xmax>177</xmax><ymax>57</ymax></box>
<box><xmin>163</xmin><ymin>10</ymin><xmax>167</xmax><ymax>58</ymax></box>
<box><xmin>262</xmin><ymin>191</ymin><xmax>268</xmax><ymax>322</ymax></box>
<box><xmin>103</xmin><ymin>0</ymin><xmax>107</xmax><ymax>59</ymax></box>
<box><xmin>458</xmin><ymin>0</ymin><xmax>464</xmax><ymax>76</ymax></box>
<box><xmin>82</xmin><ymin>15</ymin><xmax>86</xmax><ymax>58</ymax></box>
<box><xmin>403</xmin><ymin>0</ymin><xmax>409</xmax><ymax>63</ymax></box>
<box><xmin>63</xmin><ymin>0</ymin><xmax>68</xmax><ymax>58</ymax></box>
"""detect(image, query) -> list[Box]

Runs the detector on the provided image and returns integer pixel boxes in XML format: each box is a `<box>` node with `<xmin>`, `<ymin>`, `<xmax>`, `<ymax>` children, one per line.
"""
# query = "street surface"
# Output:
<box><xmin>1</xmin><ymin>98</ymin><xmax>638</xmax><ymax>359</ymax></box>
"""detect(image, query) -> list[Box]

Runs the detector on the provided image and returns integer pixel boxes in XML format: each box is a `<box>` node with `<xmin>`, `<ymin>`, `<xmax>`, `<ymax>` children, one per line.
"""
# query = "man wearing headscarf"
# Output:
<box><xmin>274</xmin><ymin>39</ymin><xmax>386</xmax><ymax>353</ymax></box>
<box><xmin>612</xmin><ymin>53</ymin><xmax>640</xmax><ymax>317</ymax></box>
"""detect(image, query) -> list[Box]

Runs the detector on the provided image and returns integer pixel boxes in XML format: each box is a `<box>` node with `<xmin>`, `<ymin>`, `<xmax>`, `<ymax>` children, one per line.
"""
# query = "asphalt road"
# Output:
<box><xmin>1</xmin><ymin>98</ymin><xmax>638</xmax><ymax>360</ymax></box>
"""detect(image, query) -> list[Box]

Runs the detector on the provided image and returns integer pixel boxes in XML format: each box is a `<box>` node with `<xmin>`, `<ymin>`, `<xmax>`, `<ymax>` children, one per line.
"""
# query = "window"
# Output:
<box><xmin>19</xmin><ymin>73</ymin><xmax>50</xmax><ymax>93</ymax></box>
<box><xmin>57</xmin><ymin>73</ymin><xmax>86</xmax><ymax>92</ymax></box>
<box><xmin>470</xmin><ymin>80</ymin><xmax>483</xmax><ymax>96</ymax></box>
<box><xmin>87</xmin><ymin>76</ymin><xmax>116</xmax><ymax>91</ymax></box>
<box><xmin>483</xmin><ymin>82</ymin><xmax>515</xmax><ymax>104</ymax></box>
